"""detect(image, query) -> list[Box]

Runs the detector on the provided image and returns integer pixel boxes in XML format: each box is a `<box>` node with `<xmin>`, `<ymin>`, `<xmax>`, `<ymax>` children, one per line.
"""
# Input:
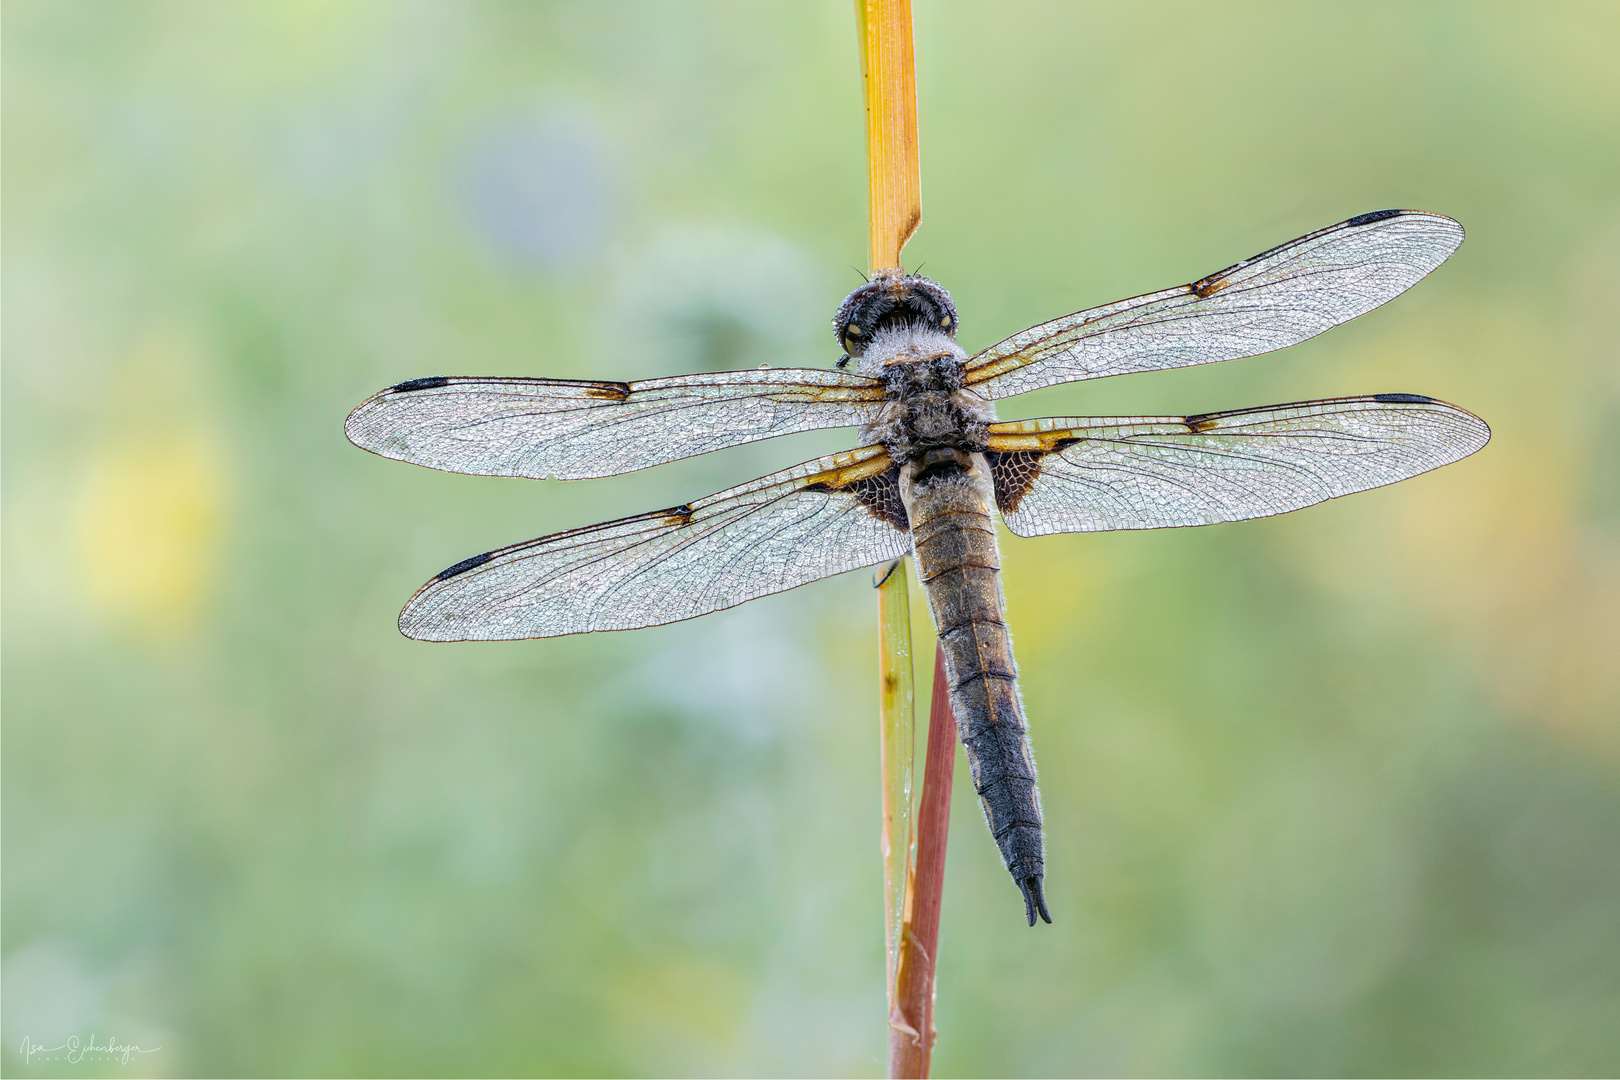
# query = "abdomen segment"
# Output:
<box><xmin>901</xmin><ymin>451</ymin><xmax>1050</xmax><ymax>925</ymax></box>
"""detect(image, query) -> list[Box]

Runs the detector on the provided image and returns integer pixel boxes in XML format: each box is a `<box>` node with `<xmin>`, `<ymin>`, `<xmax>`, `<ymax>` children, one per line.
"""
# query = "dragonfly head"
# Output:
<box><xmin>833</xmin><ymin>270</ymin><xmax>957</xmax><ymax>359</ymax></box>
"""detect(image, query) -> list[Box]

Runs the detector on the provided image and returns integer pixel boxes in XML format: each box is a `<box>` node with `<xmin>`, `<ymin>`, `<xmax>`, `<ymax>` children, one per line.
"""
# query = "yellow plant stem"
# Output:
<box><xmin>857</xmin><ymin>0</ymin><xmax>923</xmax><ymax>1003</ymax></box>
<box><xmin>857</xmin><ymin>0</ymin><xmax>920</xmax><ymax>272</ymax></box>
<box><xmin>856</xmin><ymin>3</ymin><xmax>951</xmax><ymax>1077</ymax></box>
<box><xmin>876</xmin><ymin>559</ymin><xmax>915</xmax><ymax>997</ymax></box>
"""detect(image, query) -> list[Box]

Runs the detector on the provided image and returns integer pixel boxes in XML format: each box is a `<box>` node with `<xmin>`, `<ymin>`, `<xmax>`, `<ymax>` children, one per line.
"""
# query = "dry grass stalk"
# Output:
<box><xmin>855</xmin><ymin>1</ymin><xmax>954</xmax><ymax>1076</ymax></box>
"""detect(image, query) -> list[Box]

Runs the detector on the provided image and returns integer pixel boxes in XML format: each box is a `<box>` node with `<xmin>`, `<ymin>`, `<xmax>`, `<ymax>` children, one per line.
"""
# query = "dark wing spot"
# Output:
<box><xmin>437</xmin><ymin>552</ymin><xmax>493</xmax><ymax>580</ymax></box>
<box><xmin>806</xmin><ymin>465</ymin><xmax>909</xmax><ymax>532</ymax></box>
<box><xmin>1346</xmin><ymin>209</ymin><xmax>1403</xmax><ymax>227</ymax></box>
<box><xmin>661</xmin><ymin>504</ymin><xmax>695</xmax><ymax>527</ymax></box>
<box><xmin>583</xmin><ymin>382</ymin><xmax>632</xmax><ymax>402</ymax></box>
<box><xmin>988</xmin><ymin>444</ymin><xmax>1075</xmax><ymax>514</ymax></box>
<box><xmin>1372</xmin><ymin>392</ymin><xmax>1435</xmax><ymax>404</ymax></box>
<box><xmin>1190</xmin><ymin>275</ymin><xmax>1231</xmax><ymax>299</ymax></box>
<box><xmin>392</xmin><ymin>376</ymin><xmax>450</xmax><ymax>393</ymax></box>
<box><xmin>1184</xmin><ymin>413</ymin><xmax>1221</xmax><ymax>433</ymax></box>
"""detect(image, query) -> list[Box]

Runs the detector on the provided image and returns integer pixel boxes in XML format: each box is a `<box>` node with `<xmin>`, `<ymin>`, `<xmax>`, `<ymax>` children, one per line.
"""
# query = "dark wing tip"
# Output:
<box><xmin>1372</xmin><ymin>392</ymin><xmax>1436</xmax><ymax>404</ymax></box>
<box><xmin>1019</xmin><ymin>875</ymin><xmax>1052</xmax><ymax>926</ymax></box>
<box><xmin>1344</xmin><ymin>209</ymin><xmax>1405</xmax><ymax>227</ymax></box>
<box><xmin>391</xmin><ymin>375</ymin><xmax>451</xmax><ymax>393</ymax></box>
<box><xmin>436</xmin><ymin>551</ymin><xmax>494</xmax><ymax>581</ymax></box>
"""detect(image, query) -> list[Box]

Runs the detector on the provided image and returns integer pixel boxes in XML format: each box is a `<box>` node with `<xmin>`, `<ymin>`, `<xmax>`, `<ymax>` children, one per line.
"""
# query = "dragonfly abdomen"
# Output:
<box><xmin>901</xmin><ymin>450</ymin><xmax>1050</xmax><ymax>925</ymax></box>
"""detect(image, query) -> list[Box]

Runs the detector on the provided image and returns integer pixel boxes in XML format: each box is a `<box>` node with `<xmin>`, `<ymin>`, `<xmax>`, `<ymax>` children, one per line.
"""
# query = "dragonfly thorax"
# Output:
<box><xmin>857</xmin><ymin>337</ymin><xmax>996</xmax><ymax>464</ymax></box>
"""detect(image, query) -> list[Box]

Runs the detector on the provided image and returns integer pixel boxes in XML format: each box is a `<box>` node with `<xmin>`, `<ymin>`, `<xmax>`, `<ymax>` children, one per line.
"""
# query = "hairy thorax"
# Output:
<box><xmin>856</xmin><ymin>326</ymin><xmax>997</xmax><ymax>464</ymax></box>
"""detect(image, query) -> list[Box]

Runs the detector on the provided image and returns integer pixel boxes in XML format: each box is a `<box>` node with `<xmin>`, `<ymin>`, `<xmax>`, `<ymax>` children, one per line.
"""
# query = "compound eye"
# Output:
<box><xmin>845</xmin><ymin>324</ymin><xmax>862</xmax><ymax>337</ymax></box>
<box><xmin>940</xmin><ymin>315</ymin><xmax>952</xmax><ymax>328</ymax></box>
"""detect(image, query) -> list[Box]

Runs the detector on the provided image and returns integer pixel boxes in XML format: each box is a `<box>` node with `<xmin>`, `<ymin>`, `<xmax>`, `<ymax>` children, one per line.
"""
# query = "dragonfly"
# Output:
<box><xmin>346</xmin><ymin>209</ymin><xmax>1490</xmax><ymax>926</ymax></box>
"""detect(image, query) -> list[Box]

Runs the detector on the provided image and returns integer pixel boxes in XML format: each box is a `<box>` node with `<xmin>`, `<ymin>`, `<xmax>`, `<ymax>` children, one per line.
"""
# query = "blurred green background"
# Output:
<box><xmin>4</xmin><ymin>2</ymin><xmax>1618</xmax><ymax>1076</ymax></box>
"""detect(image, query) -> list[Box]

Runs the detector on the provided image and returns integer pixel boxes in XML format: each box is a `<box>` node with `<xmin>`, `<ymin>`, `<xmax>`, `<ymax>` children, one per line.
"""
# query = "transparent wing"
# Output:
<box><xmin>965</xmin><ymin>210</ymin><xmax>1465</xmax><ymax>399</ymax></box>
<box><xmin>400</xmin><ymin>445</ymin><xmax>910</xmax><ymax>640</ymax></box>
<box><xmin>984</xmin><ymin>394</ymin><xmax>1489</xmax><ymax>536</ymax></box>
<box><xmin>345</xmin><ymin>369</ymin><xmax>886</xmax><ymax>480</ymax></box>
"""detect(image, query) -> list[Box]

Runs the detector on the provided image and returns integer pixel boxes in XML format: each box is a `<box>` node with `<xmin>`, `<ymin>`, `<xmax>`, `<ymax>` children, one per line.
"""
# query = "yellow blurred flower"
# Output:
<box><xmin>76</xmin><ymin>429</ymin><xmax>224</xmax><ymax>633</ymax></box>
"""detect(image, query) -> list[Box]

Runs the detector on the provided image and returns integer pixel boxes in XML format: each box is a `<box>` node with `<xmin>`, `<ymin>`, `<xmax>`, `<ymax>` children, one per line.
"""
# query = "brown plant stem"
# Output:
<box><xmin>889</xmin><ymin>645</ymin><xmax>956</xmax><ymax>1078</ymax></box>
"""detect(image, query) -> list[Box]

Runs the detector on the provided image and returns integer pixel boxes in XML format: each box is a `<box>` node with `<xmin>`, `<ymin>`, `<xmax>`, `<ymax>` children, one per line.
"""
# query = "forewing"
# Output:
<box><xmin>400</xmin><ymin>445</ymin><xmax>910</xmax><ymax>640</ymax></box>
<box><xmin>965</xmin><ymin>210</ymin><xmax>1464</xmax><ymax>399</ymax></box>
<box><xmin>985</xmin><ymin>395</ymin><xmax>1489</xmax><ymax>536</ymax></box>
<box><xmin>345</xmin><ymin>369</ymin><xmax>885</xmax><ymax>480</ymax></box>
